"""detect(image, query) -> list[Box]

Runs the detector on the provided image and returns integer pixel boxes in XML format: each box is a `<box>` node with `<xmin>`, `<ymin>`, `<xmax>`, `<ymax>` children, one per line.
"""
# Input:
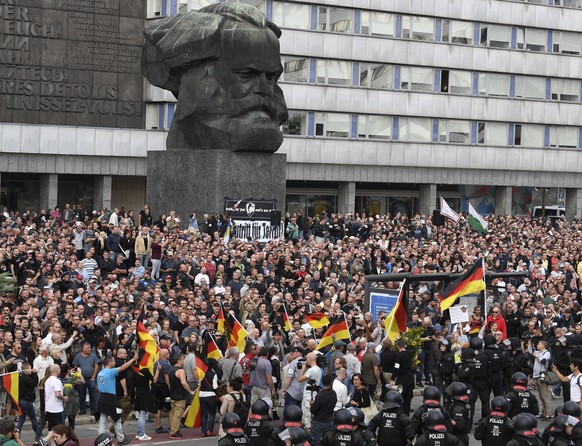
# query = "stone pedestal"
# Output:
<box><xmin>147</xmin><ymin>150</ymin><xmax>287</xmax><ymax>219</ymax></box>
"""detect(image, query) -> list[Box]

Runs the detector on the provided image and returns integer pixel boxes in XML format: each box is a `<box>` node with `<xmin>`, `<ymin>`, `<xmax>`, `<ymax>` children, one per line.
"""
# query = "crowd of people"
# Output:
<box><xmin>2</xmin><ymin>204</ymin><xmax>582</xmax><ymax>445</ymax></box>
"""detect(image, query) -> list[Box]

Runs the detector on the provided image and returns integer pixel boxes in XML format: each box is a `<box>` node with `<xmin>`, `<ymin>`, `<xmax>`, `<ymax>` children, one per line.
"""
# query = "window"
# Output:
<box><xmin>439</xmin><ymin>120</ymin><xmax>471</xmax><ymax>144</ymax></box>
<box><xmin>357</xmin><ymin>115</ymin><xmax>391</xmax><ymax>140</ymax></box>
<box><xmin>236</xmin><ymin>0</ymin><xmax>266</xmax><ymax>9</ymax></box>
<box><xmin>147</xmin><ymin>0</ymin><xmax>164</xmax><ymax>17</ymax></box>
<box><xmin>272</xmin><ymin>2</ymin><xmax>310</xmax><ymax>30</ymax></box>
<box><xmin>318</xmin><ymin>7</ymin><xmax>354</xmax><ymax>33</ymax></box>
<box><xmin>399</xmin><ymin>118</ymin><xmax>432</xmax><ymax>142</ymax></box>
<box><xmin>480</xmin><ymin>24</ymin><xmax>511</xmax><ymax>49</ymax></box>
<box><xmin>478</xmin><ymin>73</ymin><xmax>510</xmax><ymax>97</ymax></box>
<box><xmin>440</xmin><ymin>70</ymin><xmax>472</xmax><ymax>95</ymax></box>
<box><xmin>360</xmin><ymin>11</ymin><xmax>395</xmax><ymax>37</ymax></box>
<box><xmin>478</xmin><ymin>122</ymin><xmax>508</xmax><ymax>145</ymax></box>
<box><xmin>553</xmin><ymin>31</ymin><xmax>582</xmax><ymax>55</ymax></box>
<box><xmin>360</xmin><ymin>64</ymin><xmax>394</xmax><ymax>89</ymax></box>
<box><xmin>145</xmin><ymin>104</ymin><xmax>160</xmax><ymax>130</ymax></box>
<box><xmin>555</xmin><ymin>0</ymin><xmax>582</xmax><ymax>8</ymax></box>
<box><xmin>400</xmin><ymin>66</ymin><xmax>434</xmax><ymax>92</ymax></box>
<box><xmin>551</xmin><ymin>79</ymin><xmax>580</xmax><ymax>102</ymax></box>
<box><xmin>441</xmin><ymin>20</ymin><xmax>473</xmax><ymax>45</ymax></box>
<box><xmin>282</xmin><ymin>111</ymin><xmax>308</xmax><ymax>136</ymax></box>
<box><xmin>315</xmin><ymin>113</ymin><xmax>350</xmax><ymax>138</ymax></box>
<box><xmin>514</xmin><ymin>124</ymin><xmax>544</xmax><ymax>147</ymax></box>
<box><xmin>516</xmin><ymin>28</ymin><xmax>547</xmax><ymax>52</ymax></box>
<box><xmin>402</xmin><ymin>16</ymin><xmax>435</xmax><ymax>41</ymax></box>
<box><xmin>281</xmin><ymin>57</ymin><xmax>309</xmax><ymax>83</ymax></box>
<box><xmin>550</xmin><ymin>126</ymin><xmax>578</xmax><ymax>148</ymax></box>
<box><xmin>316</xmin><ymin>60</ymin><xmax>352</xmax><ymax>85</ymax></box>
<box><xmin>515</xmin><ymin>76</ymin><xmax>546</xmax><ymax>100</ymax></box>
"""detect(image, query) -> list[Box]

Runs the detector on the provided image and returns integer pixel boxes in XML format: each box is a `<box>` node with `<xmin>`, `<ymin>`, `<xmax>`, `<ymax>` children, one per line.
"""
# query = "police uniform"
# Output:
<box><xmin>268</xmin><ymin>422</ymin><xmax>304</xmax><ymax>446</ymax></box>
<box><xmin>219</xmin><ymin>429</ymin><xmax>251</xmax><ymax>446</ymax></box>
<box><xmin>505</xmin><ymin>386</ymin><xmax>539</xmax><ymax>419</ymax></box>
<box><xmin>354</xmin><ymin>426</ymin><xmax>376</xmax><ymax>446</ymax></box>
<box><xmin>320</xmin><ymin>429</ymin><xmax>365</xmax><ymax>446</ymax></box>
<box><xmin>472</xmin><ymin>347</ymin><xmax>491</xmax><ymax>419</ymax></box>
<box><xmin>484</xmin><ymin>338</ymin><xmax>504</xmax><ymax>396</ymax></box>
<box><xmin>368</xmin><ymin>408</ymin><xmax>415</xmax><ymax>446</ymax></box>
<box><xmin>411</xmin><ymin>405</ymin><xmax>452</xmax><ymax>438</ymax></box>
<box><xmin>415</xmin><ymin>431</ymin><xmax>463</xmax><ymax>446</ymax></box>
<box><xmin>474</xmin><ymin>411</ymin><xmax>513</xmax><ymax>446</ymax></box>
<box><xmin>506</xmin><ymin>433</ymin><xmax>545</xmax><ymax>446</ymax></box>
<box><xmin>245</xmin><ymin>414</ymin><xmax>272</xmax><ymax>446</ymax></box>
<box><xmin>447</xmin><ymin>399</ymin><xmax>470</xmax><ymax>446</ymax></box>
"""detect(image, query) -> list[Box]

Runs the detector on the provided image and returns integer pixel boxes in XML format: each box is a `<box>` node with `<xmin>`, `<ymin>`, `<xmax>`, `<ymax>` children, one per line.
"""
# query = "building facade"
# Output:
<box><xmin>1</xmin><ymin>0</ymin><xmax>582</xmax><ymax>218</ymax></box>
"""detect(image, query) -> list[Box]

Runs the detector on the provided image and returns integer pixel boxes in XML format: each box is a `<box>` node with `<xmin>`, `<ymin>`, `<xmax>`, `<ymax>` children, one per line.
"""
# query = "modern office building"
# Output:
<box><xmin>1</xmin><ymin>0</ymin><xmax>582</xmax><ymax>218</ymax></box>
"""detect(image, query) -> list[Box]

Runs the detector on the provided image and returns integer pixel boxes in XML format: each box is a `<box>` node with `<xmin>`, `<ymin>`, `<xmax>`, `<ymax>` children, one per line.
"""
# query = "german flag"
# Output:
<box><xmin>194</xmin><ymin>350</ymin><xmax>209</xmax><ymax>381</ymax></box>
<box><xmin>226</xmin><ymin>313</ymin><xmax>248</xmax><ymax>352</ymax></box>
<box><xmin>217</xmin><ymin>303</ymin><xmax>228</xmax><ymax>333</ymax></box>
<box><xmin>3</xmin><ymin>372</ymin><xmax>21</xmax><ymax>415</ymax></box>
<box><xmin>439</xmin><ymin>259</ymin><xmax>486</xmax><ymax>311</ymax></box>
<box><xmin>305</xmin><ymin>313</ymin><xmax>330</xmax><ymax>329</ymax></box>
<box><xmin>282</xmin><ymin>304</ymin><xmax>292</xmax><ymax>332</ymax></box>
<box><xmin>385</xmin><ymin>280</ymin><xmax>408</xmax><ymax>341</ymax></box>
<box><xmin>202</xmin><ymin>330</ymin><xmax>223</xmax><ymax>361</ymax></box>
<box><xmin>183</xmin><ymin>388</ymin><xmax>201</xmax><ymax>428</ymax></box>
<box><xmin>316</xmin><ymin>314</ymin><xmax>351</xmax><ymax>350</ymax></box>
<box><xmin>136</xmin><ymin>321</ymin><xmax>160</xmax><ymax>379</ymax></box>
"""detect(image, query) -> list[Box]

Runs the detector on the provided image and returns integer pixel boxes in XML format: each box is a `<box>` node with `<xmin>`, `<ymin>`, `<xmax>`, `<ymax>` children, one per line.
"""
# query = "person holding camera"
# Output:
<box><xmin>533</xmin><ymin>340</ymin><xmax>553</xmax><ymax>419</ymax></box>
<box><xmin>281</xmin><ymin>347</ymin><xmax>305</xmax><ymax>407</ymax></box>
<box><xmin>298</xmin><ymin>352</ymin><xmax>323</xmax><ymax>432</ymax></box>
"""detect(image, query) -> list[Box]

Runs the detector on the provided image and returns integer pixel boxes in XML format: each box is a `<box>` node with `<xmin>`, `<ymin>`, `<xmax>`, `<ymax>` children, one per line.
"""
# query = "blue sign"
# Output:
<box><xmin>366</xmin><ymin>288</ymin><xmax>400</xmax><ymax>321</ymax></box>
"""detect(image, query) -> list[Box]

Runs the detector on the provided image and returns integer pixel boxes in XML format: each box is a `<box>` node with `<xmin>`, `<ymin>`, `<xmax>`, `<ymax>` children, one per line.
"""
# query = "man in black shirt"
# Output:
<box><xmin>310</xmin><ymin>375</ymin><xmax>337</xmax><ymax>446</ymax></box>
<box><xmin>390</xmin><ymin>339</ymin><xmax>414</xmax><ymax>415</ymax></box>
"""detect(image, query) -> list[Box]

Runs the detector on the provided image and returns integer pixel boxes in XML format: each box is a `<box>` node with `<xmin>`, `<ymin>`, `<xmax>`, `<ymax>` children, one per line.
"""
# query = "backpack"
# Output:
<box><xmin>250</xmin><ymin>356</ymin><xmax>258</xmax><ymax>372</ymax></box>
<box><xmin>231</xmin><ymin>392</ymin><xmax>250</xmax><ymax>425</ymax></box>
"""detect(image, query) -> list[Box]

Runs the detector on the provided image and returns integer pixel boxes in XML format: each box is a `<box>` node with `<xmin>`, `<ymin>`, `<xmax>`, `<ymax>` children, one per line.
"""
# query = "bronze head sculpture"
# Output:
<box><xmin>142</xmin><ymin>3</ymin><xmax>289</xmax><ymax>153</ymax></box>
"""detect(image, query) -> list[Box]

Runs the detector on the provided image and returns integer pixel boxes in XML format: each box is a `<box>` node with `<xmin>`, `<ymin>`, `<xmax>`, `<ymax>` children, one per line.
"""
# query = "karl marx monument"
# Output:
<box><xmin>142</xmin><ymin>3</ymin><xmax>289</xmax><ymax>219</ymax></box>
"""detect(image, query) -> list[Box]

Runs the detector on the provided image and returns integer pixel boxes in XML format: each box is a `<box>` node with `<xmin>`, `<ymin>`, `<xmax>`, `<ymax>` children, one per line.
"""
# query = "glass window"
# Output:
<box><xmin>515</xmin><ymin>76</ymin><xmax>546</xmax><ymax>100</ymax></box>
<box><xmin>402</xmin><ymin>16</ymin><xmax>435</xmax><ymax>41</ymax></box>
<box><xmin>357</xmin><ymin>115</ymin><xmax>391</xmax><ymax>140</ymax></box>
<box><xmin>478</xmin><ymin>73</ymin><xmax>510</xmax><ymax>97</ymax></box>
<box><xmin>282</xmin><ymin>111</ymin><xmax>308</xmax><ymax>136</ymax></box>
<box><xmin>514</xmin><ymin>124</ymin><xmax>544</xmax><ymax>147</ymax></box>
<box><xmin>441</xmin><ymin>20</ymin><xmax>473</xmax><ymax>45</ymax></box>
<box><xmin>359</xmin><ymin>64</ymin><xmax>393</xmax><ymax>89</ymax></box>
<box><xmin>236</xmin><ymin>0</ymin><xmax>266</xmax><ymax>9</ymax></box>
<box><xmin>145</xmin><ymin>103</ymin><xmax>160</xmax><ymax>130</ymax></box>
<box><xmin>550</xmin><ymin>126</ymin><xmax>579</xmax><ymax>148</ymax></box>
<box><xmin>282</xmin><ymin>56</ymin><xmax>309</xmax><ymax>83</ymax></box>
<box><xmin>553</xmin><ymin>31</ymin><xmax>582</xmax><ymax>55</ymax></box>
<box><xmin>315</xmin><ymin>113</ymin><xmax>350</xmax><ymax>138</ymax></box>
<box><xmin>439</xmin><ymin>120</ymin><xmax>471</xmax><ymax>144</ymax></box>
<box><xmin>400</xmin><ymin>66</ymin><xmax>434</xmax><ymax>92</ymax></box>
<box><xmin>360</xmin><ymin>11</ymin><xmax>395</xmax><ymax>37</ymax></box>
<box><xmin>272</xmin><ymin>2</ymin><xmax>310</xmax><ymax>30</ymax></box>
<box><xmin>478</xmin><ymin>122</ymin><xmax>508</xmax><ymax>145</ymax></box>
<box><xmin>399</xmin><ymin>118</ymin><xmax>432</xmax><ymax>142</ymax></box>
<box><xmin>551</xmin><ymin>79</ymin><xmax>580</xmax><ymax>102</ymax></box>
<box><xmin>440</xmin><ymin>70</ymin><xmax>472</xmax><ymax>95</ymax></box>
<box><xmin>480</xmin><ymin>24</ymin><xmax>511</xmax><ymax>49</ymax></box>
<box><xmin>318</xmin><ymin>7</ymin><xmax>354</xmax><ymax>33</ymax></box>
<box><xmin>521</xmin><ymin>28</ymin><xmax>546</xmax><ymax>52</ymax></box>
<box><xmin>147</xmin><ymin>0</ymin><xmax>163</xmax><ymax>17</ymax></box>
<box><xmin>316</xmin><ymin>60</ymin><xmax>352</xmax><ymax>85</ymax></box>
<box><xmin>555</xmin><ymin>0</ymin><xmax>582</xmax><ymax>8</ymax></box>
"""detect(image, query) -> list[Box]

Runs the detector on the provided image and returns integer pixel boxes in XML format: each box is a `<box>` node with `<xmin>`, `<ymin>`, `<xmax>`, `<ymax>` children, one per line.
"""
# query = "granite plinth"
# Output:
<box><xmin>146</xmin><ymin>150</ymin><xmax>286</xmax><ymax>219</ymax></box>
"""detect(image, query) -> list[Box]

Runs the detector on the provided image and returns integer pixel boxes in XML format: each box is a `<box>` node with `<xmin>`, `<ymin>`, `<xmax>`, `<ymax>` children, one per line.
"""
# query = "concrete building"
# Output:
<box><xmin>2</xmin><ymin>0</ymin><xmax>582</xmax><ymax>218</ymax></box>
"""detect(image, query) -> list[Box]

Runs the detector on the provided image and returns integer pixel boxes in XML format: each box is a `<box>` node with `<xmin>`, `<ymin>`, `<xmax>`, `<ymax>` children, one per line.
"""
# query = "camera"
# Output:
<box><xmin>306</xmin><ymin>379</ymin><xmax>320</xmax><ymax>393</ymax></box>
<box><xmin>297</xmin><ymin>358</ymin><xmax>306</xmax><ymax>369</ymax></box>
<box><xmin>539</xmin><ymin>372</ymin><xmax>546</xmax><ymax>384</ymax></box>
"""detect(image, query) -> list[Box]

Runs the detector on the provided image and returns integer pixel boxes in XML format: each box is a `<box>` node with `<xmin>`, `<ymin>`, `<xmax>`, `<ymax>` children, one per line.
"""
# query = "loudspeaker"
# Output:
<box><xmin>270</xmin><ymin>211</ymin><xmax>282</xmax><ymax>226</ymax></box>
<box><xmin>432</xmin><ymin>210</ymin><xmax>444</xmax><ymax>226</ymax></box>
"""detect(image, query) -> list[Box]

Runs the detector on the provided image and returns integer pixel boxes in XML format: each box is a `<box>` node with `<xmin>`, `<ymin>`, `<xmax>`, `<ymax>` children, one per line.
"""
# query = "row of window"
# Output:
<box><xmin>281</xmin><ymin>57</ymin><xmax>582</xmax><ymax>102</ymax></box>
<box><xmin>282</xmin><ymin>111</ymin><xmax>582</xmax><ymax>149</ymax></box>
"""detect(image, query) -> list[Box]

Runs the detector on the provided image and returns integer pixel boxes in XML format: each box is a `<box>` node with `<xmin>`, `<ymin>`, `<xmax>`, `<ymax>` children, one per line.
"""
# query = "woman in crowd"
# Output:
<box><xmin>218</xmin><ymin>377</ymin><xmax>245</xmax><ymax>438</ymax></box>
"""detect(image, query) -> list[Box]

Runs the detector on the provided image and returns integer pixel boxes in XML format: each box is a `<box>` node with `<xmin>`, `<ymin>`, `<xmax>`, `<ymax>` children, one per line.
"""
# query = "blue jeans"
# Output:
<box><xmin>284</xmin><ymin>393</ymin><xmax>302</xmax><ymax>407</ymax></box>
<box><xmin>311</xmin><ymin>420</ymin><xmax>333</xmax><ymax>446</ymax></box>
<box><xmin>78</xmin><ymin>379</ymin><xmax>98</xmax><ymax>413</ymax></box>
<box><xmin>200</xmin><ymin>396</ymin><xmax>217</xmax><ymax>434</ymax></box>
<box><xmin>136</xmin><ymin>410</ymin><xmax>147</xmax><ymax>437</ymax></box>
<box><xmin>416</xmin><ymin>349</ymin><xmax>431</xmax><ymax>383</ymax></box>
<box><xmin>17</xmin><ymin>400</ymin><xmax>38</xmax><ymax>432</ymax></box>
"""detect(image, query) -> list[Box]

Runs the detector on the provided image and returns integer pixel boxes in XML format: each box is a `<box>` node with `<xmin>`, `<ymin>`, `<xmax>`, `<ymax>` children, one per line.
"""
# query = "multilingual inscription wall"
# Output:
<box><xmin>0</xmin><ymin>0</ymin><xmax>145</xmax><ymax>128</ymax></box>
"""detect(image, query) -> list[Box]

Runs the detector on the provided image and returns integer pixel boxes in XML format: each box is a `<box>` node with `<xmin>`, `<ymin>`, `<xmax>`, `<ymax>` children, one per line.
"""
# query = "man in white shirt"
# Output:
<box><xmin>298</xmin><ymin>352</ymin><xmax>322</xmax><ymax>430</ymax></box>
<box><xmin>44</xmin><ymin>364</ymin><xmax>65</xmax><ymax>430</ymax></box>
<box><xmin>554</xmin><ymin>358</ymin><xmax>582</xmax><ymax>408</ymax></box>
<box><xmin>332</xmin><ymin>368</ymin><xmax>349</xmax><ymax>411</ymax></box>
<box><xmin>533</xmin><ymin>340</ymin><xmax>553</xmax><ymax>418</ymax></box>
<box><xmin>345</xmin><ymin>343</ymin><xmax>361</xmax><ymax>378</ymax></box>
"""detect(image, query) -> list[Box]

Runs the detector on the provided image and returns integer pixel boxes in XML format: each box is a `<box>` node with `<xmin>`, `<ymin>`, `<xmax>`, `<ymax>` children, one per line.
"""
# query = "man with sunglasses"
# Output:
<box><xmin>486</xmin><ymin>304</ymin><xmax>507</xmax><ymax>340</ymax></box>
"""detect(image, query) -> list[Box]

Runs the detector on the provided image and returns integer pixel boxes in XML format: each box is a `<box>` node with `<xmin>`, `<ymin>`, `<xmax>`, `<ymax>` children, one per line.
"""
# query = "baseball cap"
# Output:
<box><xmin>334</xmin><ymin>340</ymin><xmax>346</xmax><ymax>348</ymax></box>
<box><xmin>76</xmin><ymin>274</ymin><xmax>83</xmax><ymax>280</ymax></box>
<box><xmin>292</xmin><ymin>346</ymin><xmax>304</xmax><ymax>354</ymax></box>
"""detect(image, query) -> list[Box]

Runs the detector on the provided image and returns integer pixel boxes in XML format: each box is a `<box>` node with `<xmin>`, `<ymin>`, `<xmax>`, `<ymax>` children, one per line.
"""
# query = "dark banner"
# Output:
<box><xmin>225</xmin><ymin>198</ymin><xmax>277</xmax><ymax>220</ymax></box>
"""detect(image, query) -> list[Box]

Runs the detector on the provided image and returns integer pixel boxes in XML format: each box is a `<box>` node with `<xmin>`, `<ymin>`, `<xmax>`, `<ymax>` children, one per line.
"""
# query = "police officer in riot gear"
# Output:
<box><xmin>320</xmin><ymin>409</ymin><xmax>364</xmax><ymax>446</ymax></box>
<box><xmin>468</xmin><ymin>337</ymin><xmax>491</xmax><ymax>422</ymax></box>
<box><xmin>506</xmin><ymin>413</ymin><xmax>544</xmax><ymax>446</ymax></box>
<box><xmin>347</xmin><ymin>407</ymin><xmax>376</xmax><ymax>446</ymax></box>
<box><xmin>219</xmin><ymin>413</ymin><xmax>250</xmax><ymax>446</ymax></box>
<box><xmin>245</xmin><ymin>399</ymin><xmax>272</xmax><ymax>446</ymax></box>
<box><xmin>543</xmin><ymin>415</ymin><xmax>574</xmax><ymax>446</ymax></box>
<box><xmin>505</xmin><ymin>372</ymin><xmax>539</xmax><ymax>419</ymax></box>
<box><xmin>411</xmin><ymin>386</ymin><xmax>452</xmax><ymax>438</ymax></box>
<box><xmin>474</xmin><ymin>396</ymin><xmax>513</xmax><ymax>446</ymax></box>
<box><xmin>268</xmin><ymin>405</ymin><xmax>305</xmax><ymax>446</ymax></box>
<box><xmin>278</xmin><ymin>427</ymin><xmax>311</xmax><ymax>446</ymax></box>
<box><xmin>561</xmin><ymin>401</ymin><xmax>582</xmax><ymax>446</ymax></box>
<box><xmin>484</xmin><ymin>334</ymin><xmax>504</xmax><ymax>396</ymax></box>
<box><xmin>444</xmin><ymin>382</ymin><xmax>470</xmax><ymax>446</ymax></box>
<box><xmin>414</xmin><ymin>411</ymin><xmax>462</xmax><ymax>446</ymax></box>
<box><xmin>368</xmin><ymin>391</ymin><xmax>415</xmax><ymax>446</ymax></box>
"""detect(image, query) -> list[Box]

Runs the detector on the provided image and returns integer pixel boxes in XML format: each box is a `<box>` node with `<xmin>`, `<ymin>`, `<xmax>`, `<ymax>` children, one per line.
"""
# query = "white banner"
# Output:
<box><xmin>449</xmin><ymin>304</ymin><xmax>470</xmax><ymax>324</ymax></box>
<box><xmin>232</xmin><ymin>219</ymin><xmax>284</xmax><ymax>242</ymax></box>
